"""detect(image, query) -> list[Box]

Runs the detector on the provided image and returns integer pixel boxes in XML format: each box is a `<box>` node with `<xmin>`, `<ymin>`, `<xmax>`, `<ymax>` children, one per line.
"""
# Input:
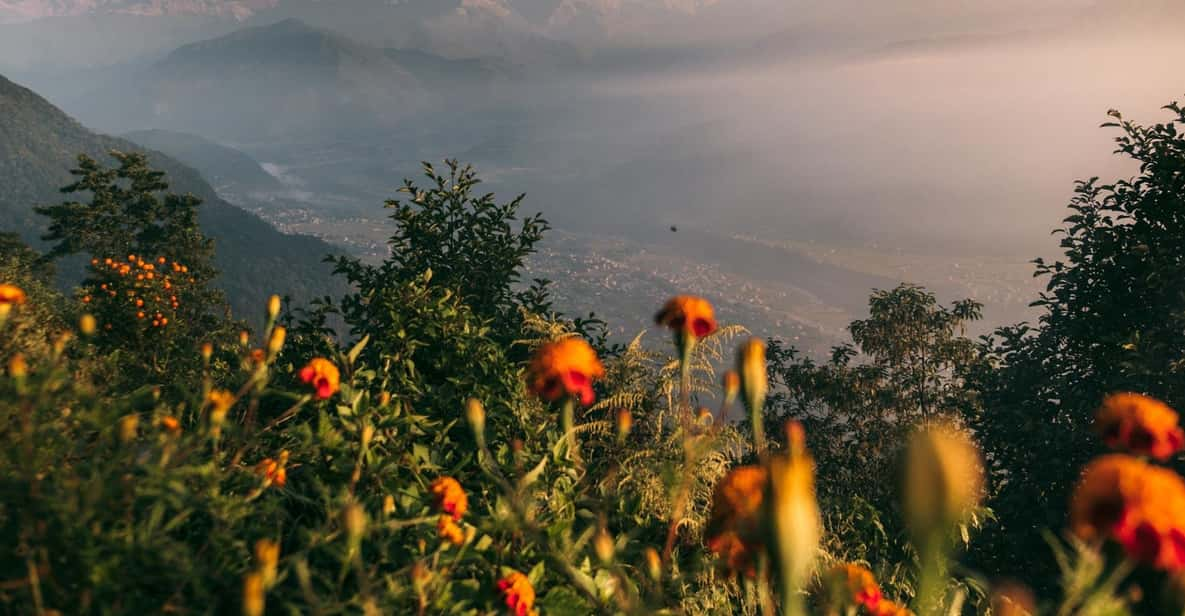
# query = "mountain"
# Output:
<box><xmin>0</xmin><ymin>72</ymin><xmax>347</xmax><ymax>318</ymax></box>
<box><xmin>123</xmin><ymin>129</ymin><xmax>283</xmax><ymax>196</ymax></box>
<box><xmin>71</xmin><ymin>18</ymin><xmax>507</xmax><ymax>141</ymax></box>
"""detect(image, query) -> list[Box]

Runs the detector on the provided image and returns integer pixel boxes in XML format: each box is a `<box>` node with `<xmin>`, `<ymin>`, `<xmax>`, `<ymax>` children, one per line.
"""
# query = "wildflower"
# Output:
<box><xmin>383</xmin><ymin>494</ymin><xmax>396</xmax><ymax>516</ymax></box>
<box><xmin>299</xmin><ymin>357</ymin><xmax>341</xmax><ymax>399</ymax></box>
<box><xmin>254</xmin><ymin>539</ymin><xmax>280</xmax><ymax>588</ymax></box>
<box><xmin>737</xmin><ymin>338</ymin><xmax>769</xmax><ymax>452</ymax></box>
<box><xmin>430</xmin><ymin>476</ymin><xmax>468</xmax><ymax>521</ymax></box>
<box><xmin>655</xmin><ymin>295</ymin><xmax>718</xmax><ymax>339</ymax></box>
<box><xmin>829</xmin><ymin>563</ymin><xmax>883</xmax><ymax>611</ymax></box>
<box><xmin>705</xmin><ymin>465</ymin><xmax>768</xmax><ymax>575</ymax></box>
<box><xmin>496</xmin><ymin>570</ymin><xmax>537</xmax><ymax>616</ymax></box>
<box><xmin>200</xmin><ymin>342</ymin><xmax>213</xmax><ymax>361</ymax></box>
<box><xmin>526</xmin><ymin>337</ymin><xmax>604</xmax><ymax>406</ymax></box>
<box><xmin>1071</xmin><ymin>454</ymin><xmax>1185</xmax><ymax>571</ymax></box>
<box><xmin>266</xmin><ymin>294</ymin><xmax>281</xmax><ymax>320</ymax></box>
<box><xmin>1096</xmin><ymin>393</ymin><xmax>1184</xmax><ymax>461</ymax></box>
<box><xmin>644</xmin><ymin>547</ymin><xmax>662</xmax><ymax>580</ymax></box>
<box><xmin>239</xmin><ymin>330</ymin><xmax>250</xmax><ymax>346</ymax></box>
<box><xmin>242</xmin><ymin>572</ymin><xmax>265</xmax><ymax>616</ymax></box>
<box><xmin>904</xmin><ymin>422</ymin><xmax>983</xmax><ymax>540</ymax></box>
<box><xmin>437</xmin><ymin>515</ymin><xmax>465</xmax><ymax>546</ymax></box>
<box><xmin>869</xmin><ymin>600</ymin><xmax>914</xmax><ymax>616</ymax></box>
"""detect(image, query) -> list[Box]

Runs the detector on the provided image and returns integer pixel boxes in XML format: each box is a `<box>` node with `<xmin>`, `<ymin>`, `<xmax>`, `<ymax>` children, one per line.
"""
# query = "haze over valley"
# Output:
<box><xmin>4</xmin><ymin>0</ymin><xmax>1185</xmax><ymax>348</ymax></box>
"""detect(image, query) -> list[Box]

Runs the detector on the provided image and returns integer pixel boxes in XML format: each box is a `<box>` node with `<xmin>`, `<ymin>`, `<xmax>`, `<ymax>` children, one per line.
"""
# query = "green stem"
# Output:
<box><xmin>561</xmin><ymin>398</ymin><xmax>581</xmax><ymax>466</ymax></box>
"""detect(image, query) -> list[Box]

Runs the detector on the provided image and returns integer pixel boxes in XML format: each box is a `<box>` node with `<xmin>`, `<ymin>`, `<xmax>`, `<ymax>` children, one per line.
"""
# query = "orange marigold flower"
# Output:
<box><xmin>655</xmin><ymin>295</ymin><xmax>718</xmax><ymax>338</ymax></box>
<box><xmin>430</xmin><ymin>476</ymin><xmax>468</xmax><ymax>520</ymax></box>
<box><xmin>0</xmin><ymin>284</ymin><xmax>27</xmax><ymax>306</ymax></box>
<box><xmin>1096</xmin><ymin>393</ymin><xmax>1184</xmax><ymax>460</ymax></box>
<box><xmin>256</xmin><ymin>451</ymin><xmax>290</xmax><ymax>488</ymax></box>
<box><xmin>437</xmin><ymin>515</ymin><xmax>465</xmax><ymax>546</ymax></box>
<box><xmin>526</xmin><ymin>337</ymin><xmax>604</xmax><ymax>406</ymax></box>
<box><xmin>299</xmin><ymin>357</ymin><xmax>340</xmax><ymax>399</ymax></box>
<box><xmin>1071</xmin><ymin>454</ymin><xmax>1185</xmax><ymax>572</ymax></box>
<box><xmin>705</xmin><ymin>465</ymin><xmax>768</xmax><ymax>575</ymax></box>
<box><xmin>496</xmin><ymin>571</ymin><xmax>537</xmax><ymax>616</ymax></box>
<box><xmin>830</xmin><ymin>563</ymin><xmax>883</xmax><ymax>611</ymax></box>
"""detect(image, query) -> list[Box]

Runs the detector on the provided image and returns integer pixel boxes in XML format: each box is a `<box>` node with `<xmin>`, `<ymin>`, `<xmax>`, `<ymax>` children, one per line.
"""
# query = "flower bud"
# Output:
<box><xmin>378</xmin><ymin>391</ymin><xmax>391</xmax><ymax>407</ymax></box>
<box><xmin>594</xmin><ymin>528</ymin><xmax>615</xmax><ymax>564</ymax></box>
<box><xmin>255</xmin><ymin>539</ymin><xmax>280</xmax><ymax>588</ymax></box>
<box><xmin>904</xmin><ymin>422</ymin><xmax>984</xmax><ymax>544</ymax></box>
<box><xmin>990</xmin><ymin>582</ymin><xmax>1036</xmax><ymax>616</ymax></box>
<box><xmin>238</xmin><ymin>330</ymin><xmax>249</xmax><ymax>347</ymax></box>
<box><xmin>242</xmin><ymin>572</ymin><xmax>265</xmax><ymax>616</ymax></box>
<box><xmin>79</xmin><ymin>314</ymin><xmax>97</xmax><ymax>336</ymax></box>
<box><xmin>119</xmin><ymin>414</ymin><xmax>140</xmax><ymax>443</ymax></box>
<box><xmin>383</xmin><ymin>494</ymin><xmax>396</xmax><ymax>516</ymax></box>
<box><xmin>616</xmin><ymin>408</ymin><xmax>632</xmax><ymax>442</ymax></box>
<box><xmin>722</xmin><ymin>370</ymin><xmax>740</xmax><ymax>404</ymax></box>
<box><xmin>343</xmin><ymin>503</ymin><xmax>367</xmax><ymax>541</ymax></box>
<box><xmin>737</xmin><ymin>338</ymin><xmax>768</xmax><ymax>452</ymax></box>
<box><xmin>200</xmin><ymin>342</ymin><xmax>213</xmax><ymax>361</ymax></box>
<box><xmin>465</xmin><ymin>398</ymin><xmax>486</xmax><ymax>440</ymax></box>
<box><xmin>361</xmin><ymin>423</ymin><xmax>375</xmax><ymax>450</ymax></box>
<box><xmin>266</xmin><ymin>294</ymin><xmax>281</xmax><ymax>320</ymax></box>
<box><xmin>766</xmin><ymin>421</ymin><xmax>821</xmax><ymax>600</ymax></box>
<box><xmin>8</xmin><ymin>353</ymin><xmax>27</xmax><ymax>378</ymax></box>
<box><xmin>267</xmin><ymin>326</ymin><xmax>286</xmax><ymax>356</ymax></box>
<box><xmin>644</xmin><ymin>547</ymin><xmax>662</xmax><ymax>581</ymax></box>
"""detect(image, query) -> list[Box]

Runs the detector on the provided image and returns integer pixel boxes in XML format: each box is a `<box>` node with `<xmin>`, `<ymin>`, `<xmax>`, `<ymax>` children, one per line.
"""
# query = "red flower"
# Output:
<box><xmin>526</xmin><ymin>337</ymin><xmax>605</xmax><ymax>406</ymax></box>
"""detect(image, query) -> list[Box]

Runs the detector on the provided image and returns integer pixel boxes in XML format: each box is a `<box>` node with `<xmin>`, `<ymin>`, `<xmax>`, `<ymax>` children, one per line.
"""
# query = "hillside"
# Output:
<box><xmin>0</xmin><ymin>72</ymin><xmax>347</xmax><ymax>318</ymax></box>
<box><xmin>123</xmin><ymin>128</ymin><xmax>283</xmax><ymax>196</ymax></box>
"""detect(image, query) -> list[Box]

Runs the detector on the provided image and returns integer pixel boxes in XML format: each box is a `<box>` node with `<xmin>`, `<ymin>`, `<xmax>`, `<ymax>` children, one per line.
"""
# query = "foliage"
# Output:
<box><xmin>968</xmin><ymin>101</ymin><xmax>1185</xmax><ymax>595</ymax></box>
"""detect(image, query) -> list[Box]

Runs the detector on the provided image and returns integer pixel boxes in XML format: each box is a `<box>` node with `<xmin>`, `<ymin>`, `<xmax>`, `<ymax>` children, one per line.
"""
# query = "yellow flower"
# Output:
<box><xmin>299</xmin><ymin>357</ymin><xmax>340</xmax><ymax>400</ymax></box>
<box><xmin>207</xmin><ymin>389</ymin><xmax>235</xmax><ymax>432</ymax></box>
<box><xmin>1096</xmin><ymin>392</ymin><xmax>1184</xmax><ymax>461</ymax></box>
<box><xmin>766</xmin><ymin>422</ymin><xmax>821</xmax><ymax>593</ymax></box>
<box><xmin>526</xmin><ymin>337</ymin><xmax>604</xmax><ymax>406</ymax></box>
<box><xmin>267</xmin><ymin>326</ymin><xmax>286</xmax><ymax>355</ymax></box>
<box><xmin>160</xmin><ymin>415</ymin><xmax>181</xmax><ymax>435</ymax></box>
<box><xmin>8</xmin><ymin>353</ymin><xmax>28</xmax><ymax>378</ymax></box>
<box><xmin>266</xmin><ymin>294</ymin><xmax>281</xmax><ymax>320</ymax></box>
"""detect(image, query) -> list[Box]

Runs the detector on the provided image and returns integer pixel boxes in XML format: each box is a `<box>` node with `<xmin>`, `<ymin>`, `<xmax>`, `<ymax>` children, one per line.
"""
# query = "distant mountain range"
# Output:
<box><xmin>0</xmin><ymin>72</ymin><xmax>347</xmax><ymax>318</ymax></box>
<box><xmin>60</xmin><ymin>18</ymin><xmax>511</xmax><ymax>142</ymax></box>
<box><xmin>0</xmin><ymin>0</ymin><xmax>276</xmax><ymax>21</ymax></box>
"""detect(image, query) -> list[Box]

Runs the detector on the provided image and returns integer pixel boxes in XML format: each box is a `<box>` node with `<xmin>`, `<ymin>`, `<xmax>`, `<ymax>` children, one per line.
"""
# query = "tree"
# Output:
<box><xmin>765</xmin><ymin>285</ymin><xmax>984</xmax><ymax>593</ymax></box>
<box><xmin>35</xmin><ymin>152</ymin><xmax>229</xmax><ymax>380</ymax></box>
<box><xmin>969</xmin><ymin>101</ymin><xmax>1185</xmax><ymax>592</ymax></box>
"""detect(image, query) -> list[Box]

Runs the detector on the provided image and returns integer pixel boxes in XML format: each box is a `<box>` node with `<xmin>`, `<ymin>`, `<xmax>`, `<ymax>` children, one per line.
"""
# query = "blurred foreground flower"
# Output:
<box><xmin>437</xmin><ymin>515</ymin><xmax>465</xmax><ymax>546</ymax></box>
<box><xmin>1096</xmin><ymin>393</ymin><xmax>1184</xmax><ymax>461</ymax></box>
<box><xmin>0</xmin><ymin>283</ymin><xmax>26</xmax><ymax>322</ymax></box>
<box><xmin>766</xmin><ymin>422</ymin><xmax>821</xmax><ymax>610</ymax></box>
<box><xmin>1071</xmin><ymin>454</ymin><xmax>1185</xmax><ymax>571</ymax></box>
<box><xmin>496</xmin><ymin>570</ymin><xmax>537</xmax><ymax>616</ymax></box>
<box><xmin>526</xmin><ymin>337</ymin><xmax>604</xmax><ymax>406</ymax></box>
<box><xmin>655</xmin><ymin>295</ymin><xmax>717</xmax><ymax>358</ymax></box>
<box><xmin>299</xmin><ymin>357</ymin><xmax>340</xmax><ymax>399</ymax></box>
<box><xmin>904</xmin><ymin>422</ymin><xmax>984</xmax><ymax>539</ymax></box>
<box><xmin>829</xmin><ymin>563</ymin><xmax>882</xmax><ymax>611</ymax></box>
<box><xmin>255</xmin><ymin>451</ymin><xmax>290</xmax><ymax>488</ymax></box>
<box><xmin>705</xmin><ymin>465</ymin><xmax>767</xmax><ymax>575</ymax></box>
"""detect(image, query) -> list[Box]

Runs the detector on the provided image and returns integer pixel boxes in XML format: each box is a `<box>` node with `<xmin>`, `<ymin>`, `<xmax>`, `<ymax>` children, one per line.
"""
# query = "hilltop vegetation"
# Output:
<box><xmin>4</xmin><ymin>95</ymin><xmax>1185</xmax><ymax>615</ymax></box>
